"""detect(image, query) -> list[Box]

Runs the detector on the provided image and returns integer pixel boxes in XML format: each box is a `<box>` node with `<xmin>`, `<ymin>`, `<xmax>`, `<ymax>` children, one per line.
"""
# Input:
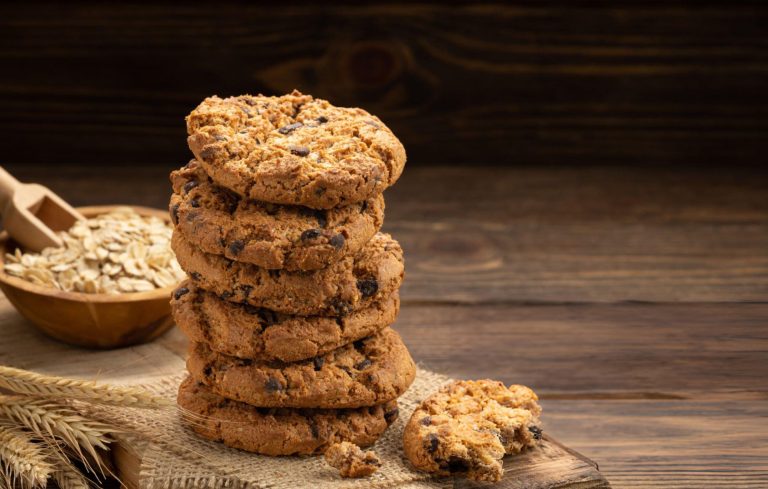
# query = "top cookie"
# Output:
<box><xmin>186</xmin><ymin>91</ymin><xmax>406</xmax><ymax>209</ymax></box>
<box><xmin>403</xmin><ymin>380</ymin><xmax>542</xmax><ymax>483</ymax></box>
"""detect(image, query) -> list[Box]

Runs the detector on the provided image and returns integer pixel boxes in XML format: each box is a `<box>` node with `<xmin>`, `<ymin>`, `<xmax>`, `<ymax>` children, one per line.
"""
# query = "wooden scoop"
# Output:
<box><xmin>0</xmin><ymin>166</ymin><xmax>84</xmax><ymax>252</ymax></box>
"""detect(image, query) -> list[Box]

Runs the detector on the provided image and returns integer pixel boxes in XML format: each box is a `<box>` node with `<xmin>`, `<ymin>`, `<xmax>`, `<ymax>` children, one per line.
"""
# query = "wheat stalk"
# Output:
<box><xmin>0</xmin><ymin>422</ymin><xmax>53</xmax><ymax>488</ymax></box>
<box><xmin>0</xmin><ymin>395</ymin><xmax>114</xmax><ymax>477</ymax></box>
<box><xmin>0</xmin><ymin>366</ymin><xmax>171</xmax><ymax>409</ymax></box>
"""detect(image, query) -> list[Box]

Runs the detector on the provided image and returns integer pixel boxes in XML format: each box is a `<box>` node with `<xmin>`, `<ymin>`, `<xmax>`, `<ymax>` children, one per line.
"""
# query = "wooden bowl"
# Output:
<box><xmin>0</xmin><ymin>205</ymin><xmax>176</xmax><ymax>349</ymax></box>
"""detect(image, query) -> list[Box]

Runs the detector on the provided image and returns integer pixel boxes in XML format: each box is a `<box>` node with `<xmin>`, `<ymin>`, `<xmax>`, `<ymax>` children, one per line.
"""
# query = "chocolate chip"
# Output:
<box><xmin>313</xmin><ymin>357</ymin><xmax>325</xmax><ymax>371</ymax></box>
<box><xmin>289</xmin><ymin>145</ymin><xmax>310</xmax><ymax>157</ymax></box>
<box><xmin>173</xmin><ymin>287</ymin><xmax>189</xmax><ymax>300</ymax></box>
<box><xmin>357</xmin><ymin>278</ymin><xmax>378</xmax><ymax>298</ymax></box>
<box><xmin>315</xmin><ymin>186</ymin><xmax>326</xmax><ymax>196</ymax></box>
<box><xmin>258</xmin><ymin>309</ymin><xmax>279</xmax><ymax>326</ymax></box>
<box><xmin>278</xmin><ymin>122</ymin><xmax>303</xmax><ymax>134</ymax></box>
<box><xmin>355</xmin><ymin>358</ymin><xmax>372</xmax><ymax>370</ymax></box>
<box><xmin>309</xmin><ymin>418</ymin><xmax>319</xmax><ymax>438</ymax></box>
<box><xmin>190</xmin><ymin>197</ymin><xmax>201</xmax><ymax>208</ymax></box>
<box><xmin>265</xmin><ymin>377</ymin><xmax>283</xmax><ymax>393</ymax></box>
<box><xmin>427</xmin><ymin>434</ymin><xmax>439</xmax><ymax>453</ymax></box>
<box><xmin>331</xmin><ymin>300</ymin><xmax>351</xmax><ymax>316</ymax></box>
<box><xmin>316</xmin><ymin>116</ymin><xmax>328</xmax><ymax>124</ymax></box>
<box><xmin>199</xmin><ymin>147</ymin><xmax>216</xmax><ymax>162</ymax></box>
<box><xmin>353</xmin><ymin>339</ymin><xmax>366</xmax><ymax>350</ymax></box>
<box><xmin>217</xmin><ymin>188</ymin><xmax>241</xmax><ymax>214</ymax></box>
<box><xmin>529</xmin><ymin>425</ymin><xmax>543</xmax><ymax>440</ymax></box>
<box><xmin>228</xmin><ymin>240</ymin><xmax>245</xmax><ymax>256</ymax></box>
<box><xmin>298</xmin><ymin>208</ymin><xmax>327</xmax><ymax>228</ymax></box>
<box><xmin>384</xmin><ymin>407</ymin><xmax>399</xmax><ymax>424</ymax></box>
<box><xmin>183</xmin><ymin>180</ymin><xmax>199</xmax><ymax>194</ymax></box>
<box><xmin>329</xmin><ymin>233</ymin><xmax>345</xmax><ymax>250</ymax></box>
<box><xmin>190</xmin><ymin>272</ymin><xmax>201</xmax><ymax>281</ymax></box>
<box><xmin>170</xmin><ymin>204</ymin><xmax>180</xmax><ymax>225</ymax></box>
<box><xmin>446</xmin><ymin>457</ymin><xmax>469</xmax><ymax>473</ymax></box>
<box><xmin>300</xmin><ymin>229</ymin><xmax>321</xmax><ymax>241</ymax></box>
<box><xmin>420</xmin><ymin>416</ymin><xmax>432</xmax><ymax>426</ymax></box>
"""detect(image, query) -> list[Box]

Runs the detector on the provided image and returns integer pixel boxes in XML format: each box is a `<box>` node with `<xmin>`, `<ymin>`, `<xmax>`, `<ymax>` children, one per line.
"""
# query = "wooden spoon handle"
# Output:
<box><xmin>0</xmin><ymin>166</ymin><xmax>20</xmax><ymax>210</ymax></box>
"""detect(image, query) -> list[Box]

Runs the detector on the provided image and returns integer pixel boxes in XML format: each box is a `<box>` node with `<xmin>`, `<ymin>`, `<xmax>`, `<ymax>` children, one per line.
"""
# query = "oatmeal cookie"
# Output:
<box><xmin>186</xmin><ymin>327</ymin><xmax>416</xmax><ymax>409</ymax></box>
<box><xmin>171</xmin><ymin>231</ymin><xmax>403</xmax><ymax>316</ymax></box>
<box><xmin>178</xmin><ymin>377</ymin><xmax>399</xmax><ymax>456</ymax></box>
<box><xmin>186</xmin><ymin>90</ymin><xmax>406</xmax><ymax>209</ymax></box>
<box><xmin>170</xmin><ymin>160</ymin><xmax>384</xmax><ymax>270</ymax></box>
<box><xmin>172</xmin><ymin>280</ymin><xmax>399</xmax><ymax>362</ymax></box>
<box><xmin>403</xmin><ymin>380</ymin><xmax>542</xmax><ymax>482</ymax></box>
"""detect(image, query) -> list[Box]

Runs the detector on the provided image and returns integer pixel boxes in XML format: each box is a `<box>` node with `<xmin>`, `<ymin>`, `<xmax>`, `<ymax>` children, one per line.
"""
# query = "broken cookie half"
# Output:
<box><xmin>403</xmin><ymin>380</ymin><xmax>542</xmax><ymax>482</ymax></box>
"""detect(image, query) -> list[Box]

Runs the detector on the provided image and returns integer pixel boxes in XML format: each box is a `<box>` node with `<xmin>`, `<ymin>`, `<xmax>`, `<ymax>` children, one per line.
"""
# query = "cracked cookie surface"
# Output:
<box><xmin>186</xmin><ymin>327</ymin><xmax>416</xmax><ymax>409</ymax></box>
<box><xmin>186</xmin><ymin>90</ymin><xmax>406</xmax><ymax>209</ymax></box>
<box><xmin>171</xmin><ymin>231</ymin><xmax>403</xmax><ymax>316</ymax></box>
<box><xmin>172</xmin><ymin>280</ymin><xmax>399</xmax><ymax>362</ymax></box>
<box><xmin>170</xmin><ymin>160</ymin><xmax>384</xmax><ymax>270</ymax></box>
<box><xmin>403</xmin><ymin>380</ymin><xmax>542</xmax><ymax>482</ymax></box>
<box><xmin>177</xmin><ymin>377</ymin><xmax>399</xmax><ymax>456</ymax></box>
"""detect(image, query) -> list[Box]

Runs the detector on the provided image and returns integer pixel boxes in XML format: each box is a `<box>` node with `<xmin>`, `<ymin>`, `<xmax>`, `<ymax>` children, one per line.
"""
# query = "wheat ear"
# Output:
<box><xmin>49</xmin><ymin>453</ymin><xmax>92</xmax><ymax>489</ymax></box>
<box><xmin>0</xmin><ymin>366</ymin><xmax>170</xmax><ymax>408</ymax></box>
<box><xmin>0</xmin><ymin>422</ymin><xmax>53</xmax><ymax>488</ymax></box>
<box><xmin>0</xmin><ymin>395</ymin><xmax>114</xmax><ymax>476</ymax></box>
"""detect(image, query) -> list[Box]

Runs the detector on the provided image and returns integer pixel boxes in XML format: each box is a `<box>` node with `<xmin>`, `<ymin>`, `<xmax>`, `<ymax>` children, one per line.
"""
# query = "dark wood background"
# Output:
<box><xmin>1</xmin><ymin>2</ymin><xmax>767</xmax><ymax>167</ymax></box>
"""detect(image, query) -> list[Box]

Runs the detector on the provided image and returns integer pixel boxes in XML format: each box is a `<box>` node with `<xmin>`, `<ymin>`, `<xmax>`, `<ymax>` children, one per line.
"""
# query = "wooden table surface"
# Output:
<box><xmin>4</xmin><ymin>163</ymin><xmax>767</xmax><ymax>488</ymax></box>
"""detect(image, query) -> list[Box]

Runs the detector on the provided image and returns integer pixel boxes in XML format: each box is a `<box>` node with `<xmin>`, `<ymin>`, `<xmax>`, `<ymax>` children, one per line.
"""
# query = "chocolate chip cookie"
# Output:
<box><xmin>170</xmin><ymin>160</ymin><xmax>384</xmax><ymax>270</ymax></box>
<box><xmin>403</xmin><ymin>380</ymin><xmax>542</xmax><ymax>483</ymax></box>
<box><xmin>186</xmin><ymin>327</ymin><xmax>416</xmax><ymax>409</ymax></box>
<box><xmin>171</xmin><ymin>231</ymin><xmax>403</xmax><ymax>316</ymax></box>
<box><xmin>185</xmin><ymin>90</ymin><xmax>406</xmax><ymax>209</ymax></box>
<box><xmin>172</xmin><ymin>280</ymin><xmax>399</xmax><ymax>362</ymax></box>
<box><xmin>178</xmin><ymin>377</ymin><xmax>399</xmax><ymax>456</ymax></box>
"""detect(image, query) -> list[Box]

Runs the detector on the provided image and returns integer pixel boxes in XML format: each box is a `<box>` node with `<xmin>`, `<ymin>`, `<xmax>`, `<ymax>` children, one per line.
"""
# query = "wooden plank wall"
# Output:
<box><xmin>1</xmin><ymin>2</ymin><xmax>767</xmax><ymax>166</ymax></box>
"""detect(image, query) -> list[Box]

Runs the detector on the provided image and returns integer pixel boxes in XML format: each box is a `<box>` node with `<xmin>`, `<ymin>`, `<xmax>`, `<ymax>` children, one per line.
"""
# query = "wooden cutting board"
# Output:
<box><xmin>0</xmin><ymin>295</ymin><xmax>611</xmax><ymax>489</ymax></box>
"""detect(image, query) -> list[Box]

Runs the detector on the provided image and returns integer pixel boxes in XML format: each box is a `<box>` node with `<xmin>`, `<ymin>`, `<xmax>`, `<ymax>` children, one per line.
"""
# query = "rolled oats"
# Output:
<box><xmin>3</xmin><ymin>207</ymin><xmax>185</xmax><ymax>294</ymax></box>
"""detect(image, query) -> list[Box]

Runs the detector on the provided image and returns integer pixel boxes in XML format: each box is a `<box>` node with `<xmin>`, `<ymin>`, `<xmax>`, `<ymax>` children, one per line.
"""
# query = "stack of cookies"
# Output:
<box><xmin>169</xmin><ymin>91</ymin><xmax>416</xmax><ymax>456</ymax></box>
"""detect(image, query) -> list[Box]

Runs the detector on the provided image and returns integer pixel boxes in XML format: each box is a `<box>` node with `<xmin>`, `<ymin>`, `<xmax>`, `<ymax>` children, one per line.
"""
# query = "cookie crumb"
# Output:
<box><xmin>324</xmin><ymin>442</ymin><xmax>380</xmax><ymax>478</ymax></box>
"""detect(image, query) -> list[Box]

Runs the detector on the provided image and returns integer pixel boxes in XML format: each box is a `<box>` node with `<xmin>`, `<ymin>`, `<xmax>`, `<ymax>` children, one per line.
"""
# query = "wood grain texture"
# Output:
<box><xmin>1</xmin><ymin>3</ymin><xmax>767</xmax><ymax>166</ymax></box>
<box><xmin>396</xmin><ymin>303</ymin><xmax>768</xmax><ymax>396</ymax></box>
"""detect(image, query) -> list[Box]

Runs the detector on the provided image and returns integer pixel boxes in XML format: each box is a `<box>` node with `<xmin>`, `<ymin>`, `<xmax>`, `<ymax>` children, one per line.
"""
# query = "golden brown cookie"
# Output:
<box><xmin>177</xmin><ymin>377</ymin><xmax>399</xmax><ymax>456</ymax></box>
<box><xmin>186</xmin><ymin>327</ymin><xmax>416</xmax><ymax>409</ymax></box>
<box><xmin>171</xmin><ymin>231</ymin><xmax>403</xmax><ymax>316</ymax></box>
<box><xmin>403</xmin><ymin>380</ymin><xmax>542</xmax><ymax>482</ymax></box>
<box><xmin>172</xmin><ymin>280</ymin><xmax>399</xmax><ymax>362</ymax></box>
<box><xmin>170</xmin><ymin>160</ymin><xmax>384</xmax><ymax>270</ymax></box>
<box><xmin>324</xmin><ymin>441</ymin><xmax>381</xmax><ymax>478</ymax></box>
<box><xmin>186</xmin><ymin>90</ymin><xmax>406</xmax><ymax>209</ymax></box>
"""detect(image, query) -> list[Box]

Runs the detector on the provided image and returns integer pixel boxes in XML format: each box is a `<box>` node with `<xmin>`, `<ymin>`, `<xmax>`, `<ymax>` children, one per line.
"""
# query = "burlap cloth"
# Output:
<box><xmin>86</xmin><ymin>367</ymin><xmax>455</xmax><ymax>489</ymax></box>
